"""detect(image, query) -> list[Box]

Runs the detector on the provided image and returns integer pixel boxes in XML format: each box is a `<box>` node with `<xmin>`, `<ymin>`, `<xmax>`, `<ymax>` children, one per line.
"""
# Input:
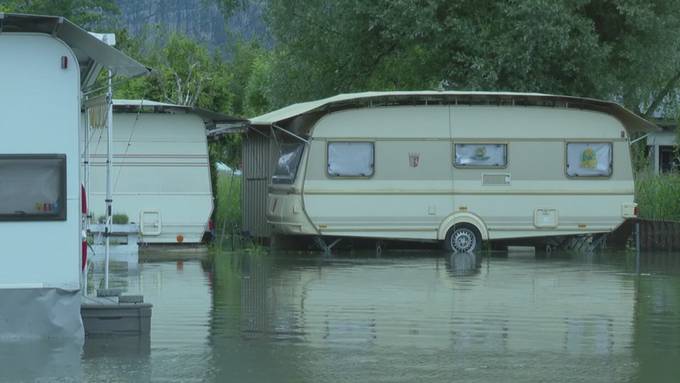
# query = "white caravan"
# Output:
<box><xmin>85</xmin><ymin>100</ymin><xmax>236</xmax><ymax>244</ymax></box>
<box><xmin>0</xmin><ymin>13</ymin><xmax>147</xmax><ymax>339</ymax></box>
<box><xmin>252</xmin><ymin>92</ymin><xmax>655</xmax><ymax>252</ymax></box>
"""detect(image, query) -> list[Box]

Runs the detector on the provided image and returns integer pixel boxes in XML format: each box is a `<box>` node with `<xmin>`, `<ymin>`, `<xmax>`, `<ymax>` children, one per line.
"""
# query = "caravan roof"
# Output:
<box><xmin>113</xmin><ymin>99</ymin><xmax>243</xmax><ymax>128</ymax></box>
<box><xmin>249</xmin><ymin>91</ymin><xmax>658</xmax><ymax>134</ymax></box>
<box><xmin>0</xmin><ymin>13</ymin><xmax>149</xmax><ymax>87</ymax></box>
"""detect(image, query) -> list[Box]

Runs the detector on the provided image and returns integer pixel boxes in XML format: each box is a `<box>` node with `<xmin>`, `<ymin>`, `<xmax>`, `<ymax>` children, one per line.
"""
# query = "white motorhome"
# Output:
<box><xmin>0</xmin><ymin>13</ymin><xmax>147</xmax><ymax>339</ymax></box>
<box><xmin>85</xmin><ymin>100</ymin><xmax>238</xmax><ymax>244</ymax></box>
<box><xmin>251</xmin><ymin>92</ymin><xmax>655</xmax><ymax>252</ymax></box>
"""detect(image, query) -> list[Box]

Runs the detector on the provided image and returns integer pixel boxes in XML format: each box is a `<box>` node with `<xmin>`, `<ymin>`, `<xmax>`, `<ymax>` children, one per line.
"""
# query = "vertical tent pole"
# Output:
<box><xmin>84</xmin><ymin>102</ymin><xmax>90</xmax><ymax>218</ymax></box>
<box><xmin>83</xmin><ymin>98</ymin><xmax>90</xmax><ymax>295</ymax></box>
<box><xmin>105</xmin><ymin>70</ymin><xmax>113</xmax><ymax>289</ymax></box>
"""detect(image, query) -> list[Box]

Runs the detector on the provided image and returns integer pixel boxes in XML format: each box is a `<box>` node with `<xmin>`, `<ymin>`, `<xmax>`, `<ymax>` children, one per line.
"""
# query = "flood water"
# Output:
<box><xmin>2</xmin><ymin>250</ymin><xmax>680</xmax><ymax>382</ymax></box>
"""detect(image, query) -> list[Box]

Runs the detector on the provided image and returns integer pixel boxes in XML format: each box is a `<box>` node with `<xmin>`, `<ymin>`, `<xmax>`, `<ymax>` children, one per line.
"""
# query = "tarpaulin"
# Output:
<box><xmin>0</xmin><ymin>288</ymin><xmax>84</xmax><ymax>341</ymax></box>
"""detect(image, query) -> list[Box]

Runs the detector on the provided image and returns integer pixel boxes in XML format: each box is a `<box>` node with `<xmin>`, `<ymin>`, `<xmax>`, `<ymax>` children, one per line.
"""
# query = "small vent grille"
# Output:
<box><xmin>482</xmin><ymin>173</ymin><xmax>511</xmax><ymax>186</ymax></box>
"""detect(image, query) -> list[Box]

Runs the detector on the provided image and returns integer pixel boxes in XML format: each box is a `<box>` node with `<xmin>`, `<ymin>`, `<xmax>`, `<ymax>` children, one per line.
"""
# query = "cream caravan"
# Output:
<box><xmin>86</xmin><ymin>100</ymin><xmax>239</xmax><ymax>244</ymax></box>
<box><xmin>251</xmin><ymin>92</ymin><xmax>654</xmax><ymax>252</ymax></box>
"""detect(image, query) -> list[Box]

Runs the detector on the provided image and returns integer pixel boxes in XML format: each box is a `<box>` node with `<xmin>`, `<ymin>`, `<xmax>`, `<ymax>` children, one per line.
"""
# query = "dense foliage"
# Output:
<box><xmin>264</xmin><ymin>0</ymin><xmax>680</xmax><ymax>116</ymax></box>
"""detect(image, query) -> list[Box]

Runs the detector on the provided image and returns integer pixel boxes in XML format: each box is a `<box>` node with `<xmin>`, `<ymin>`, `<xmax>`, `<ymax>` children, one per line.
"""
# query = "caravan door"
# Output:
<box><xmin>140</xmin><ymin>209</ymin><xmax>162</xmax><ymax>236</ymax></box>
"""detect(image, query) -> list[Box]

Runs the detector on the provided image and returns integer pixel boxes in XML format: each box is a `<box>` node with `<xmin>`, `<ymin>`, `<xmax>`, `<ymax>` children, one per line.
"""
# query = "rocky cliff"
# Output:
<box><xmin>115</xmin><ymin>0</ymin><xmax>269</xmax><ymax>51</ymax></box>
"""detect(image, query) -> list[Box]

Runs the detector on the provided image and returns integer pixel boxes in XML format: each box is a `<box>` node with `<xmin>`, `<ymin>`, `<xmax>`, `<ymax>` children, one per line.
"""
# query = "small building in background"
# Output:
<box><xmin>85</xmin><ymin>100</ymin><xmax>240</xmax><ymax>244</ymax></box>
<box><xmin>646</xmin><ymin>121</ymin><xmax>679</xmax><ymax>174</ymax></box>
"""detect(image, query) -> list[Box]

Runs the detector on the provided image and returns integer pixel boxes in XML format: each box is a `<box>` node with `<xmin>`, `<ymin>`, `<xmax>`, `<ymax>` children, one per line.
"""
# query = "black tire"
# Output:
<box><xmin>444</xmin><ymin>223</ymin><xmax>481</xmax><ymax>253</ymax></box>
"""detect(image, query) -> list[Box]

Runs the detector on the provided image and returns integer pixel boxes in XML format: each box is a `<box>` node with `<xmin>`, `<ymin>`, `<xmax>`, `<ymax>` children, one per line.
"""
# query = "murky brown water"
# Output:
<box><xmin>1</xmin><ymin>250</ymin><xmax>680</xmax><ymax>382</ymax></box>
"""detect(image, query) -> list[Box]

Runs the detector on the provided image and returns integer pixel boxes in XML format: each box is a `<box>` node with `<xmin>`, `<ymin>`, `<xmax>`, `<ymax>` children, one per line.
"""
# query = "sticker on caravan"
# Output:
<box><xmin>409</xmin><ymin>152</ymin><xmax>420</xmax><ymax>168</ymax></box>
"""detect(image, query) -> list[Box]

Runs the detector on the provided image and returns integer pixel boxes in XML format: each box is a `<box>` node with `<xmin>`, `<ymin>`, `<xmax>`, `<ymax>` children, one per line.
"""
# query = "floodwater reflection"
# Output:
<box><xmin>1</xmin><ymin>250</ymin><xmax>679</xmax><ymax>382</ymax></box>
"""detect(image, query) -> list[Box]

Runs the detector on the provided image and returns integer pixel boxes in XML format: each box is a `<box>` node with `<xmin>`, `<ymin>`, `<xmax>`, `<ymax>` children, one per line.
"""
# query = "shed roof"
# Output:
<box><xmin>0</xmin><ymin>13</ymin><xmax>149</xmax><ymax>88</ymax></box>
<box><xmin>113</xmin><ymin>99</ymin><xmax>244</xmax><ymax>128</ymax></box>
<box><xmin>249</xmin><ymin>91</ymin><xmax>658</xmax><ymax>133</ymax></box>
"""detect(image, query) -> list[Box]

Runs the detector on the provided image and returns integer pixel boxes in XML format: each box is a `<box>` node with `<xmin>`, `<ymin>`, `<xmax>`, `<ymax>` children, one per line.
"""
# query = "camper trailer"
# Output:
<box><xmin>85</xmin><ymin>100</ymin><xmax>239</xmax><ymax>245</ymax></box>
<box><xmin>247</xmin><ymin>92</ymin><xmax>655</xmax><ymax>252</ymax></box>
<box><xmin>0</xmin><ymin>13</ymin><xmax>147</xmax><ymax>339</ymax></box>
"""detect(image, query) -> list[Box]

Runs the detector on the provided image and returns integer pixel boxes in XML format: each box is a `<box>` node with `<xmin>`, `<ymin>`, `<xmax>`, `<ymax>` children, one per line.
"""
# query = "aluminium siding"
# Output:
<box><xmin>242</xmin><ymin>130</ymin><xmax>274</xmax><ymax>237</ymax></box>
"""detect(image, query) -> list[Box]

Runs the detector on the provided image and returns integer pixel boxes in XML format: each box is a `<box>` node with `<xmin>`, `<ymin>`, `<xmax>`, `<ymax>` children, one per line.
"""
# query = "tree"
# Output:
<box><xmin>115</xmin><ymin>31</ymin><xmax>234</xmax><ymax>112</ymax></box>
<box><xmin>263</xmin><ymin>0</ymin><xmax>680</xmax><ymax>117</ymax></box>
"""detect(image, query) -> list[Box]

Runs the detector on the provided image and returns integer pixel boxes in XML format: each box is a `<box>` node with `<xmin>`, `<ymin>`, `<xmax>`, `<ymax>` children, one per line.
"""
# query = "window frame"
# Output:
<box><xmin>565</xmin><ymin>141</ymin><xmax>613</xmax><ymax>179</ymax></box>
<box><xmin>326</xmin><ymin>141</ymin><xmax>376</xmax><ymax>178</ymax></box>
<box><xmin>271</xmin><ymin>142</ymin><xmax>305</xmax><ymax>185</ymax></box>
<box><xmin>453</xmin><ymin>142</ymin><xmax>509</xmax><ymax>169</ymax></box>
<box><xmin>0</xmin><ymin>154</ymin><xmax>67</xmax><ymax>222</ymax></box>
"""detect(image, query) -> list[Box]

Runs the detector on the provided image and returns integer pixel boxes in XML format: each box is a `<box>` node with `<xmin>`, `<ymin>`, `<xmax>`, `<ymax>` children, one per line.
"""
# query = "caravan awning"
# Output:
<box><xmin>0</xmin><ymin>13</ymin><xmax>149</xmax><ymax>88</ymax></box>
<box><xmin>249</xmin><ymin>91</ymin><xmax>659</xmax><ymax>134</ymax></box>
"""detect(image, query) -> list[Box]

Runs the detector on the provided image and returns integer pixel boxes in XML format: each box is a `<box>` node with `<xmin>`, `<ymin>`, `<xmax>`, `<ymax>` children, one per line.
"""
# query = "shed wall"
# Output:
<box><xmin>242</xmin><ymin>130</ymin><xmax>274</xmax><ymax>238</ymax></box>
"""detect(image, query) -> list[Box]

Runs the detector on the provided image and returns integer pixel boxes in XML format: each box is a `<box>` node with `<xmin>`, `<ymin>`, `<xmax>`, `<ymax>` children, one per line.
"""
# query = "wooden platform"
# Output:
<box><xmin>81</xmin><ymin>295</ymin><xmax>152</xmax><ymax>336</ymax></box>
<box><xmin>139</xmin><ymin>244</ymin><xmax>209</xmax><ymax>262</ymax></box>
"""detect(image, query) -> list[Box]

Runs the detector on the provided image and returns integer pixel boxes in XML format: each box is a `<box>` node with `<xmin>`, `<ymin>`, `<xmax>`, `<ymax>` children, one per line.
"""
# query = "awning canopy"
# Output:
<box><xmin>0</xmin><ymin>13</ymin><xmax>150</xmax><ymax>88</ymax></box>
<box><xmin>113</xmin><ymin>99</ymin><xmax>245</xmax><ymax>129</ymax></box>
<box><xmin>249</xmin><ymin>91</ymin><xmax>659</xmax><ymax>134</ymax></box>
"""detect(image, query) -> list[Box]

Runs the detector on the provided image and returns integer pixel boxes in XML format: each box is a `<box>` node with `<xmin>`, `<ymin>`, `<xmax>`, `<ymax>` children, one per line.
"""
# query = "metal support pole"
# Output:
<box><xmin>635</xmin><ymin>221</ymin><xmax>641</xmax><ymax>274</ymax></box>
<box><xmin>82</xmin><ymin>98</ymin><xmax>90</xmax><ymax>295</ymax></box>
<box><xmin>104</xmin><ymin>70</ymin><xmax>113</xmax><ymax>289</ymax></box>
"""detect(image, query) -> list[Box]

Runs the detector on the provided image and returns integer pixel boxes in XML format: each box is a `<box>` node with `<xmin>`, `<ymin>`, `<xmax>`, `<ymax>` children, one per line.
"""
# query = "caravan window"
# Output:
<box><xmin>454</xmin><ymin>144</ymin><xmax>507</xmax><ymax>168</ymax></box>
<box><xmin>566</xmin><ymin>142</ymin><xmax>612</xmax><ymax>177</ymax></box>
<box><xmin>0</xmin><ymin>155</ymin><xmax>66</xmax><ymax>221</ymax></box>
<box><xmin>327</xmin><ymin>142</ymin><xmax>374</xmax><ymax>177</ymax></box>
<box><xmin>272</xmin><ymin>143</ymin><xmax>304</xmax><ymax>184</ymax></box>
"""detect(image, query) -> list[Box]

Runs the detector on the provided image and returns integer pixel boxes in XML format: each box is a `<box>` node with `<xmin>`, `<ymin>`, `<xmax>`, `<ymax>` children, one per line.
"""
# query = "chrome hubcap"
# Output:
<box><xmin>451</xmin><ymin>228</ymin><xmax>476</xmax><ymax>253</ymax></box>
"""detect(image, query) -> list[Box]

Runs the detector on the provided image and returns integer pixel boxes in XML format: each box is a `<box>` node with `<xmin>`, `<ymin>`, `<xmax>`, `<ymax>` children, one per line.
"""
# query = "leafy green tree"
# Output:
<box><xmin>263</xmin><ymin>0</ymin><xmax>680</xmax><ymax>117</ymax></box>
<box><xmin>115</xmin><ymin>32</ymin><xmax>234</xmax><ymax>113</ymax></box>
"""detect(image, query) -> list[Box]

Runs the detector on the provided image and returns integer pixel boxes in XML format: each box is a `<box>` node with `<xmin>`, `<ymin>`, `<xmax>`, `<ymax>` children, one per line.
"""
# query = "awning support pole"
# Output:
<box><xmin>272</xmin><ymin>124</ymin><xmax>309</xmax><ymax>143</ymax></box>
<box><xmin>630</xmin><ymin>133</ymin><xmax>649</xmax><ymax>145</ymax></box>
<box><xmin>104</xmin><ymin>70</ymin><xmax>113</xmax><ymax>289</ymax></box>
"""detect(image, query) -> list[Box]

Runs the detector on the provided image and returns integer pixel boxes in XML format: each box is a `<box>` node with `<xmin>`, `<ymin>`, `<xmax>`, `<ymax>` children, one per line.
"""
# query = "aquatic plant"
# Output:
<box><xmin>636</xmin><ymin>171</ymin><xmax>680</xmax><ymax>221</ymax></box>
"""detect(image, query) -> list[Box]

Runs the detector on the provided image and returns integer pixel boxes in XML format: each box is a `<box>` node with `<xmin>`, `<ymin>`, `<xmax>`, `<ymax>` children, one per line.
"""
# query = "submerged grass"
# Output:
<box><xmin>212</xmin><ymin>173</ymin><xmax>268</xmax><ymax>253</ymax></box>
<box><xmin>214</xmin><ymin>173</ymin><xmax>242</xmax><ymax>236</ymax></box>
<box><xmin>636</xmin><ymin>172</ymin><xmax>680</xmax><ymax>221</ymax></box>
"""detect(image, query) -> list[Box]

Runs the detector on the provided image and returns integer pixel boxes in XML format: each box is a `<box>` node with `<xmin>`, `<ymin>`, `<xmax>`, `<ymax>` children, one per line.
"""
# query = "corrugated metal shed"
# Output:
<box><xmin>241</xmin><ymin>129</ymin><xmax>275</xmax><ymax>238</ymax></box>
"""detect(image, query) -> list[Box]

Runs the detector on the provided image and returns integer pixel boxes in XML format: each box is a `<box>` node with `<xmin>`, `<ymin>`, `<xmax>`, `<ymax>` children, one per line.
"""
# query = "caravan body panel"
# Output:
<box><xmin>0</xmin><ymin>34</ymin><xmax>82</xmax><ymax>339</ymax></box>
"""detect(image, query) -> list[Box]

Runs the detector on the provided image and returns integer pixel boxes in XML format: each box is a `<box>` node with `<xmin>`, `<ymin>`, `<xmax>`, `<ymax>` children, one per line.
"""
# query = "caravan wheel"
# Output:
<box><xmin>445</xmin><ymin>224</ymin><xmax>481</xmax><ymax>253</ymax></box>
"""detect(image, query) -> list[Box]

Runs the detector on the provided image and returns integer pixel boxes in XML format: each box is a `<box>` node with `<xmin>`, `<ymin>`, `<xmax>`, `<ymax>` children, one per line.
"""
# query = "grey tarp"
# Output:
<box><xmin>0</xmin><ymin>288</ymin><xmax>83</xmax><ymax>341</ymax></box>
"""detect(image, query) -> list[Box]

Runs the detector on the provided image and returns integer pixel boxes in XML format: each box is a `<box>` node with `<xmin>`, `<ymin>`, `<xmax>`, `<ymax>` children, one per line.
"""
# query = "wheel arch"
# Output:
<box><xmin>437</xmin><ymin>212</ymin><xmax>489</xmax><ymax>241</ymax></box>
